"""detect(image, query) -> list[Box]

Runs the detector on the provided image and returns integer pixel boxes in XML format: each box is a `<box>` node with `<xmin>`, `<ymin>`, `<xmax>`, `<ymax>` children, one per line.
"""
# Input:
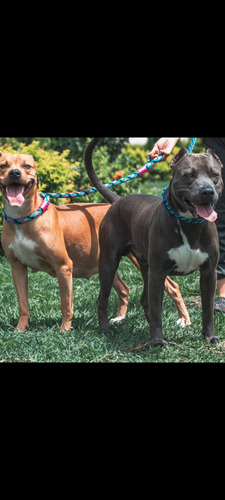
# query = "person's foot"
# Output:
<box><xmin>214</xmin><ymin>297</ymin><xmax>225</xmax><ymax>313</ymax></box>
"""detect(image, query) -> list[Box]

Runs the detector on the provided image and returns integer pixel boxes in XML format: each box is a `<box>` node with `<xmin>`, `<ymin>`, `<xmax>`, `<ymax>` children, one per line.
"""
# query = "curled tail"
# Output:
<box><xmin>84</xmin><ymin>138</ymin><xmax>120</xmax><ymax>204</ymax></box>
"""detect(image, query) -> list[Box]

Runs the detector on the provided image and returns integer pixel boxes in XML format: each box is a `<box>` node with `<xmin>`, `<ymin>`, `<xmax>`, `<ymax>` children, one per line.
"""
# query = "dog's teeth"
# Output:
<box><xmin>6</xmin><ymin>187</ymin><xmax>9</xmax><ymax>193</ymax></box>
<box><xmin>21</xmin><ymin>186</ymin><xmax>25</xmax><ymax>193</ymax></box>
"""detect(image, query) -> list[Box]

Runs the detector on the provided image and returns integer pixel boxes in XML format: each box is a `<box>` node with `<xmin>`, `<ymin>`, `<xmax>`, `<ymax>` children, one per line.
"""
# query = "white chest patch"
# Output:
<box><xmin>9</xmin><ymin>227</ymin><xmax>43</xmax><ymax>270</ymax></box>
<box><xmin>168</xmin><ymin>228</ymin><xmax>208</xmax><ymax>274</ymax></box>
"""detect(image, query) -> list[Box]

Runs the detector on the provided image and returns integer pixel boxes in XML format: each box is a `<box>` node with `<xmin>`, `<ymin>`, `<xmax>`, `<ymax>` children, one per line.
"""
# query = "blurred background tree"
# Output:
<box><xmin>0</xmin><ymin>137</ymin><xmax>205</xmax><ymax>160</ymax></box>
<box><xmin>0</xmin><ymin>137</ymin><xmax>129</xmax><ymax>162</ymax></box>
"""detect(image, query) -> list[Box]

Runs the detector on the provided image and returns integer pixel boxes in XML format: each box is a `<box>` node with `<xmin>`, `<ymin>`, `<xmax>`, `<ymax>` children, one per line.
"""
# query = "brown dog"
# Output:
<box><xmin>0</xmin><ymin>151</ymin><xmax>191</xmax><ymax>332</ymax></box>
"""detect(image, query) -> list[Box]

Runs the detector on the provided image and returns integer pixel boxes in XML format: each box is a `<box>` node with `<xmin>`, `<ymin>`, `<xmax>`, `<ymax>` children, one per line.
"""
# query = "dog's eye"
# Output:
<box><xmin>23</xmin><ymin>164</ymin><xmax>31</xmax><ymax>170</ymax></box>
<box><xmin>211</xmin><ymin>172</ymin><xmax>220</xmax><ymax>183</ymax></box>
<box><xmin>184</xmin><ymin>171</ymin><xmax>195</xmax><ymax>179</ymax></box>
<box><xmin>0</xmin><ymin>163</ymin><xmax>7</xmax><ymax>169</ymax></box>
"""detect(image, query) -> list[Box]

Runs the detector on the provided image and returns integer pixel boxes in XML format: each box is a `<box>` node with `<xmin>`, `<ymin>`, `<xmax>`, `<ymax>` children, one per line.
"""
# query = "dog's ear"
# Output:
<box><xmin>206</xmin><ymin>148</ymin><xmax>223</xmax><ymax>169</ymax></box>
<box><xmin>0</xmin><ymin>151</ymin><xmax>3</xmax><ymax>157</ymax></box>
<box><xmin>170</xmin><ymin>148</ymin><xmax>188</xmax><ymax>168</ymax></box>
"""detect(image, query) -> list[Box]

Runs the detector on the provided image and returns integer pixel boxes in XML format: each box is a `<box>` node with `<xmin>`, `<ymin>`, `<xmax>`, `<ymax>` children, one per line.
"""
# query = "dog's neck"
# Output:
<box><xmin>163</xmin><ymin>185</ymin><xmax>205</xmax><ymax>226</ymax></box>
<box><xmin>3</xmin><ymin>190</ymin><xmax>42</xmax><ymax>220</ymax></box>
<box><xmin>166</xmin><ymin>184</ymin><xmax>192</xmax><ymax>219</ymax></box>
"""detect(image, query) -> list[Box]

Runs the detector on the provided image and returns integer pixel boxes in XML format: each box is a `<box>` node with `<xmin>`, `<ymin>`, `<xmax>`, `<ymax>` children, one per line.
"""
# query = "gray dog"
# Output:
<box><xmin>84</xmin><ymin>138</ymin><xmax>224</xmax><ymax>346</ymax></box>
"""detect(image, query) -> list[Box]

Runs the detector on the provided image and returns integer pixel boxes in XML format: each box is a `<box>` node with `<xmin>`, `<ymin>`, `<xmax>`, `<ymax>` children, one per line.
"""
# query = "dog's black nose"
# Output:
<box><xmin>200</xmin><ymin>186</ymin><xmax>215</xmax><ymax>199</ymax></box>
<box><xmin>8</xmin><ymin>169</ymin><xmax>21</xmax><ymax>179</ymax></box>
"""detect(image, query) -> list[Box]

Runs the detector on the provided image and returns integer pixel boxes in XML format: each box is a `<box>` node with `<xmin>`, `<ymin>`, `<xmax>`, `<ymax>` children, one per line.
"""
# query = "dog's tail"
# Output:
<box><xmin>84</xmin><ymin>138</ymin><xmax>121</xmax><ymax>204</ymax></box>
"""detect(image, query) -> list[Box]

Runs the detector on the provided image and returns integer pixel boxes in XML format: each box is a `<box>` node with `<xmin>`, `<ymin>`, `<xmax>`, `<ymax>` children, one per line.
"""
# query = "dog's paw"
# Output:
<box><xmin>60</xmin><ymin>325</ymin><xmax>73</xmax><ymax>332</ymax></box>
<box><xmin>207</xmin><ymin>335</ymin><xmax>220</xmax><ymax>345</ymax></box>
<box><xmin>150</xmin><ymin>339</ymin><xmax>168</xmax><ymax>349</ymax></box>
<box><xmin>14</xmin><ymin>327</ymin><xmax>25</xmax><ymax>333</ymax></box>
<box><xmin>177</xmin><ymin>318</ymin><xmax>192</xmax><ymax>328</ymax></box>
<box><xmin>110</xmin><ymin>315</ymin><xmax>126</xmax><ymax>324</ymax></box>
<box><xmin>14</xmin><ymin>322</ymin><xmax>29</xmax><ymax>333</ymax></box>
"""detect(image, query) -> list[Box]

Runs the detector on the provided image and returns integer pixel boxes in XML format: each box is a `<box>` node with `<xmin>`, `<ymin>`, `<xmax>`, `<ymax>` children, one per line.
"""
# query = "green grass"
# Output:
<box><xmin>0</xmin><ymin>254</ymin><xmax>225</xmax><ymax>363</ymax></box>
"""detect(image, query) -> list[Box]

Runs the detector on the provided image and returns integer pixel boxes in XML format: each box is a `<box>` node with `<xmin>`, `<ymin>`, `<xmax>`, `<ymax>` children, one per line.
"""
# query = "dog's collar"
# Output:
<box><xmin>2</xmin><ymin>196</ymin><xmax>50</xmax><ymax>224</ymax></box>
<box><xmin>162</xmin><ymin>187</ymin><xmax>205</xmax><ymax>224</ymax></box>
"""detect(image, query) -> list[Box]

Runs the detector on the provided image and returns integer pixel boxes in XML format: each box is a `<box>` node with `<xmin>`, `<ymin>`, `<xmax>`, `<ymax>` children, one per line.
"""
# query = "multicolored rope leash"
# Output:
<box><xmin>2</xmin><ymin>152</ymin><xmax>164</xmax><ymax>224</ymax></box>
<box><xmin>2</xmin><ymin>138</ymin><xmax>198</xmax><ymax>225</ymax></box>
<box><xmin>40</xmin><ymin>138</ymin><xmax>197</xmax><ymax>202</ymax></box>
<box><xmin>39</xmin><ymin>153</ymin><xmax>164</xmax><ymax>202</ymax></box>
<box><xmin>187</xmin><ymin>137</ymin><xmax>197</xmax><ymax>154</ymax></box>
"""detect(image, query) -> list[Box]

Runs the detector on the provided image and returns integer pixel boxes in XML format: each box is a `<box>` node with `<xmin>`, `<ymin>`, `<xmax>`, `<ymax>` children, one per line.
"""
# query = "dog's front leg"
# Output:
<box><xmin>200</xmin><ymin>267</ymin><xmax>219</xmax><ymax>344</ymax></box>
<box><xmin>148</xmin><ymin>271</ymin><xmax>166</xmax><ymax>346</ymax></box>
<box><xmin>56</xmin><ymin>259</ymin><xmax>74</xmax><ymax>332</ymax></box>
<box><xmin>11</xmin><ymin>260</ymin><xmax>29</xmax><ymax>332</ymax></box>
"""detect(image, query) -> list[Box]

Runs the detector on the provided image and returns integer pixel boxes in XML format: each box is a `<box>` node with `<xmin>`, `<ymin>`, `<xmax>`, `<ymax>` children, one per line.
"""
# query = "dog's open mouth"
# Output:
<box><xmin>0</xmin><ymin>180</ymin><xmax>35</xmax><ymax>207</ymax></box>
<box><xmin>182</xmin><ymin>196</ymin><xmax>218</xmax><ymax>222</ymax></box>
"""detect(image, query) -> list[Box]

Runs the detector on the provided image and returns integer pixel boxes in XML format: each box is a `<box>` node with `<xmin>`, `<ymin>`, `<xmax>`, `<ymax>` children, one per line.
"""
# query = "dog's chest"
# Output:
<box><xmin>168</xmin><ymin>227</ymin><xmax>208</xmax><ymax>274</ymax></box>
<box><xmin>8</xmin><ymin>227</ymin><xmax>44</xmax><ymax>270</ymax></box>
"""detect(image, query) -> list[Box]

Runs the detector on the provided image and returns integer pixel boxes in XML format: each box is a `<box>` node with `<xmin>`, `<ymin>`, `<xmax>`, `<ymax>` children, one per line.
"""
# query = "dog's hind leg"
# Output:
<box><xmin>111</xmin><ymin>272</ymin><xmax>130</xmax><ymax>323</ymax></box>
<box><xmin>164</xmin><ymin>277</ymin><xmax>191</xmax><ymax>327</ymax></box>
<box><xmin>98</xmin><ymin>252</ymin><xmax>122</xmax><ymax>333</ymax></box>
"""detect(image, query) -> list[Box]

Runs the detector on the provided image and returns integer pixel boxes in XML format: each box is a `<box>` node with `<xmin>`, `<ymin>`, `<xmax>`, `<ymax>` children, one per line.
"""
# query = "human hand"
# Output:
<box><xmin>149</xmin><ymin>137</ymin><xmax>180</xmax><ymax>160</ymax></box>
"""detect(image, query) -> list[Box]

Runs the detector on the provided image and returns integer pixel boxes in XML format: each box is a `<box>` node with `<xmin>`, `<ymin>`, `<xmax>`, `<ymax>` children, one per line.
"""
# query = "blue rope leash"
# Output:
<box><xmin>40</xmin><ymin>138</ymin><xmax>198</xmax><ymax>201</ymax></box>
<box><xmin>39</xmin><ymin>153</ymin><xmax>164</xmax><ymax>202</ymax></box>
<box><xmin>187</xmin><ymin>137</ymin><xmax>197</xmax><ymax>154</ymax></box>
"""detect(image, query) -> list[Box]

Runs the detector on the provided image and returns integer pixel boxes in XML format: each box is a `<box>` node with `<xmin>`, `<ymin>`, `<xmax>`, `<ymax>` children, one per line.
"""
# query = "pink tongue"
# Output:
<box><xmin>7</xmin><ymin>185</ymin><xmax>25</xmax><ymax>207</ymax></box>
<box><xmin>196</xmin><ymin>204</ymin><xmax>217</xmax><ymax>222</ymax></box>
